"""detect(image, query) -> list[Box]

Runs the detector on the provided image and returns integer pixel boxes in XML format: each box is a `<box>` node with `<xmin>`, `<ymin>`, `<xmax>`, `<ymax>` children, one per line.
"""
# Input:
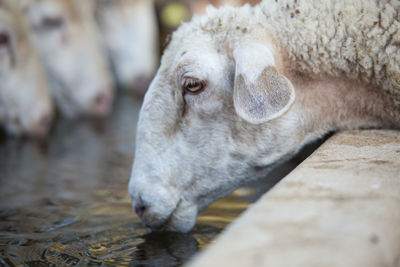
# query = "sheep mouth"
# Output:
<box><xmin>148</xmin><ymin>199</ymin><xmax>183</xmax><ymax>231</ymax></box>
<box><xmin>145</xmin><ymin>199</ymin><xmax>197</xmax><ymax>233</ymax></box>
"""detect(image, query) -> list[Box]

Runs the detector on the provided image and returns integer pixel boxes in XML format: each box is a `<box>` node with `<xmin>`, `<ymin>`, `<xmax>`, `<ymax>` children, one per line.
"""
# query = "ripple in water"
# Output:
<box><xmin>0</xmin><ymin>94</ymin><xmax>277</xmax><ymax>266</ymax></box>
<box><xmin>0</xmin><ymin>93</ymin><xmax>316</xmax><ymax>266</ymax></box>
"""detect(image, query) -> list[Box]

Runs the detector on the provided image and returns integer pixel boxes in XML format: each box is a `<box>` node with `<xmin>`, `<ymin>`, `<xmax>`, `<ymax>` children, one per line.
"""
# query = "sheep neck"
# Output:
<box><xmin>288</xmin><ymin>74</ymin><xmax>400</xmax><ymax>143</ymax></box>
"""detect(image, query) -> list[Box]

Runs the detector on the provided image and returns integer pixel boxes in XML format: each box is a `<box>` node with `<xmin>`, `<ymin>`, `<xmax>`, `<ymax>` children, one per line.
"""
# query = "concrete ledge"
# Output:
<box><xmin>188</xmin><ymin>130</ymin><xmax>400</xmax><ymax>267</ymax></box>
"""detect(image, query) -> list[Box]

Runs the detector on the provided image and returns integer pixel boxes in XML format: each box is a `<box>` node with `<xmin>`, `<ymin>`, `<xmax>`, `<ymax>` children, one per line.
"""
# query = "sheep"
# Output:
<box><xmin>92</xmin><ymin>0</ymin><xmax>159</xmax><ymax>95</ymax></box>
<box><xmin>0</xmin><ymin>0</ymin><xmax>53</xmax><ymax>137</ymax></box>
<box><xmin>129</xmin><ymin>0</ymin><xmax>400</xmax><ymax>233</ymax></box>
<box><xmin>20</xmin><ymin>0</ymin><xmax>114</xmax><ymax>118</ymax></box>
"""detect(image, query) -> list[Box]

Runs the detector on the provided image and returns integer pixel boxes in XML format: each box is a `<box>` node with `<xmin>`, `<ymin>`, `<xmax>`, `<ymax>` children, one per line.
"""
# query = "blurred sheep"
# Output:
<box><xmin>93</xmin><ymin>0</ymin><xmax>159</xmax><ymax>96</ymax></box>
<box><xmin>20</xmin><ymin>0</ymin><xmax>114</xmax><ymax>118</ymax></box>
<box><xmin>0</xmin><ymin>0</ymin><xmax>54</xmax><ymax>137</ymax></box>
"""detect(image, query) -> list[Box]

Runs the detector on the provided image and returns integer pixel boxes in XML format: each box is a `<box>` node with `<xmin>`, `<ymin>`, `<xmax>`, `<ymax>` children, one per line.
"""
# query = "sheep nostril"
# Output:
<box><xmin>95</xmin><ymin>92</ymin><xmax>109</xmax><ymax>107</ymax></box>
<box><xmin>39</xmin><ymin>114</ymin><xmax>51</xmax><ymax>130</ymax></box>
<box><xmin>134</xmin><ymin>194</ymin><xmax>149</xmax><ymax>219</ymax></box>
<box><xmin>29</xmin><ymin>114</ymin><xmax>52</xmax><ymax>137</ymax></box>
<box><xmin>95</xmin><ymin>92</ymin><xmax>107</xmax><ymax>106</ymax></box>
<box><xmin>92</xmin><ymin>88</ymin><xmax>114</xmax><ymax>116</ymax></box>
<box><xmin>134</xmin><ymin>203</ymin><xmax>147</xmax><ymax>219</ymax></box>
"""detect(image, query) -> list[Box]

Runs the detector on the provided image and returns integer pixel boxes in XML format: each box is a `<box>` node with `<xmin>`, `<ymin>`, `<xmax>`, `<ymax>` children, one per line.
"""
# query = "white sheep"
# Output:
<box><xmin>93</xmin><ymin>0</ymin><xmax>159</xmax><ymax>95</ymax></box>
<box><xmin>20</xmin><ymin>0</ymin><xmax>114</xmax><ymax>118</ymax></box>
<box><xmin>129</xmin><ymin>0</ymin><xmax>400</xmax><ymax>233</ymax></box>
<box><xmin>0</xmin><ymin>0</ymin><xmax>54</xmax><ymax>137</ymax></box>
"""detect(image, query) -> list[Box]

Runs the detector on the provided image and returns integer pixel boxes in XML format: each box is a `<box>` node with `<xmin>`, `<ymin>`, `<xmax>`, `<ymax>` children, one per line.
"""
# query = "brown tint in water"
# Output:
<box><xmin>0</xmin><ymin>93</ymin><xmax>318</xmax><ymax>266</ymax></box>
<box><xmin>0</xmin><ymin>93</ymin><xmax>272</xmax><ymax>266</ymax></box>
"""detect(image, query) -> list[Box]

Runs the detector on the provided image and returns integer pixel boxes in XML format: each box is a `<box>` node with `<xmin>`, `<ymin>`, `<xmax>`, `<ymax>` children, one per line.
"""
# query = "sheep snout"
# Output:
<box><xmin>129</xmin><ymin>177</ymin><xmax>197</xmax><ymax>232</ymax></box>
<box><xmin>91</xmin><ymin>88</ymin><xmax>114</xmax><ymax>117</ymax></box>
<box><xmin>29</xmin><ymin>113</ymin><xmax>53</xmax><ymax>137</ymax></box>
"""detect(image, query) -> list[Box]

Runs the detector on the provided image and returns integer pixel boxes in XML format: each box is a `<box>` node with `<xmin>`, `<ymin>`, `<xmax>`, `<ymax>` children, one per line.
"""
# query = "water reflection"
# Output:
<box><xmin>0</xmin><ymin>93</ymin><xmax>321</xmax><ymax>266</ymax></box>
<box><xmin>128</xmin><ymin>232</ymin><xmax>198</xmax><ymax>266</ymax></box>
<box><xmin>0</xmin><ymin>93</ymin><xmax>255</xmax><ymax>266</ymax></box>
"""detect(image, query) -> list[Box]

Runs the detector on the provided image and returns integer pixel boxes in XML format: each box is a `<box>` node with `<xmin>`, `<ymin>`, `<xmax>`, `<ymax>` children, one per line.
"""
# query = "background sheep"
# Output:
<box><xmin>129</xmin><ymin>0</ymin><xmax>400</xmax><ymax>233</ymax></box>
<box><xmin>0</xmin><ymin>0</ymin><xmax>53</xmax><ymax>137</ymax></box>
<box><xmin>93</xmin><ymin>0</ymin><xmax>159</xmax><ymax>96</ymax></box>
<box><xmin>20</xmin><ymin>0</ymin><xmax>114</xmax><ymax>118</ymax></box>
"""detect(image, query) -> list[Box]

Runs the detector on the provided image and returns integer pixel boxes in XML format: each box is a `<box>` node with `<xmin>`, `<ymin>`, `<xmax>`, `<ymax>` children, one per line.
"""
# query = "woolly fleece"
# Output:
<box><xmin>171</xmin><ymin>0</ymin><xmax>400</xmax><ymax>105</ymax></box>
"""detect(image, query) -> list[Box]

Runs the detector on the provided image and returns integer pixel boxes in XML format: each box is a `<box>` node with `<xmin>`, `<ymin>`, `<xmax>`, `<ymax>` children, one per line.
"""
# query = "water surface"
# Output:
<box><xmin>0</xmin><ymin>93</ymin><xmax>317</xmax><ymax>266</ymax></box>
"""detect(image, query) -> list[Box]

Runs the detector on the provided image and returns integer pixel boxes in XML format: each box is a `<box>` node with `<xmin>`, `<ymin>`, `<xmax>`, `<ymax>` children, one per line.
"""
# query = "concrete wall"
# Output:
<box><xmin>188</xmin><ymin>130</ymin><xmax>400</xmax><ymax>267</ymax></box>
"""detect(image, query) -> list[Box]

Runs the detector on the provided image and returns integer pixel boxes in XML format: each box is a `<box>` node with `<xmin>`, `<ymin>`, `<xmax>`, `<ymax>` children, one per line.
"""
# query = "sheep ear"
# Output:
<box><xmin>233</xmin><ymin>43</ymin><xmax>295</xmax><ymax>124</ymax></box>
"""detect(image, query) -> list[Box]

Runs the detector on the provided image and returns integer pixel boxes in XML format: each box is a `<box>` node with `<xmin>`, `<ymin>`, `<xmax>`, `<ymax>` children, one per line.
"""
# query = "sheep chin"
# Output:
<box><xmin>160</xmin><ymin>200</ymin><xmax>198</xmax><ymax>233</ymax></box>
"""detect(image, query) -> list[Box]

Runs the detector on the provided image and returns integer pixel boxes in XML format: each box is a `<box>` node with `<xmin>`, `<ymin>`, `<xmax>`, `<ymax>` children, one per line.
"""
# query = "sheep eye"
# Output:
<box><xmin>183</xmin><ymin>78</ymin><xmax>207</xmax><ymax>94</ymax></box>
<box><xmin>0</xmin><ymin>32</ymin><xmax>10</xmax><ymax>48</ymax></box>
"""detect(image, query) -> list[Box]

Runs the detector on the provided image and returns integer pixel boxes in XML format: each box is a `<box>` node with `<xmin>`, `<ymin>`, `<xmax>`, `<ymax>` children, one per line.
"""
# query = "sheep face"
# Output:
<box><xmin>0</xmin><ymin>1</ymin><xmax>53</xmax><ymax>137</ymax></box>
<box><xmin>94</xmin><ymin>0</ymin><xmax>159</xmax><ymax>95</ymax></box>
<box><xmin>22</xmin><ymin>0</ymin><xmax>114</xmax><ymax>118</ymax></box>
<box><xmin>129</xmin><ymin>10</ymin><xmax>297</xmax><ymax>232</ymax></box>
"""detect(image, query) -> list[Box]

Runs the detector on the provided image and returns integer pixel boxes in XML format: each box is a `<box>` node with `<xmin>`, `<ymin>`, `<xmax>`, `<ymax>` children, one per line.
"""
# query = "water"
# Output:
<box><xmin>0</xmin><ymin>93</ymin><xmax>320</xmax><ymax>266</ymax></box>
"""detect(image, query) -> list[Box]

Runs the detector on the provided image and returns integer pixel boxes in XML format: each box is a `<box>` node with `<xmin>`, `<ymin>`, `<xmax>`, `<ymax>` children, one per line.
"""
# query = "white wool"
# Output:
<box><xmin>0</xmin><ymin>0</ymin><xmax>54</xmax><ymax>136</ymax></box>
<box><xmin>171</xmin><ymin>0</ymin><xmax>400</xmax><ymax>103</ymax></box>
<box><xmin>233</xmin><ymin>42</ymin><xmax>275</xmax><ymax>83</ymax></box>
<box><xmin>260</xmin><ymin>0</ymin><xmax>400</xmax><ymax>101</ymax></box>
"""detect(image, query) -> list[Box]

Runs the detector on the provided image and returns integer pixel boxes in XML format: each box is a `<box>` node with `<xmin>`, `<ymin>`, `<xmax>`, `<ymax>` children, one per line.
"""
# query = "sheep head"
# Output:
<box><xmin>94</xmin><ymin>0</ymin><xmax>159</xmax><ymax>94</ymax></box>
<box><xmin>129</xmin><ymin>5</ymin><xmax>298</xmax><ymax>232</ymax></box>
<box><xmin>20</xmin><ymin>0</ymin><xmax>114</xmax><ymax>118</ymax></box>
<box><xmin>0</xmin><ymin>0</ymin><xmax>54</xmax><ymax>137</ymax></box>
